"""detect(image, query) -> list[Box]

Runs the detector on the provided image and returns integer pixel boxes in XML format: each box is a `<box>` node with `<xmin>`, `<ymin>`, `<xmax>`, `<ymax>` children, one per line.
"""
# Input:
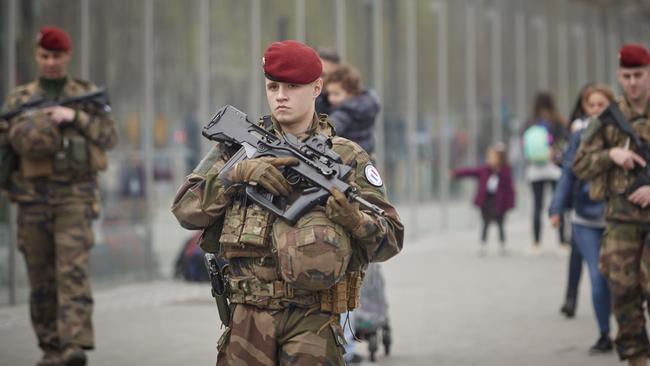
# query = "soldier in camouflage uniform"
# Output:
<box><xmin>573</xmin><ymin>44</ymin><xmax>650</xmax><ymax>366</ymax></box>
<box><xmin>0</xmin><ymin>27</ymin><xmax>117</xmax><ymax>366</ymax></box>
<box><xmin>172</xmin><ymin>40</ymin><xmax>403</xmax><ymax>365</ymax></box>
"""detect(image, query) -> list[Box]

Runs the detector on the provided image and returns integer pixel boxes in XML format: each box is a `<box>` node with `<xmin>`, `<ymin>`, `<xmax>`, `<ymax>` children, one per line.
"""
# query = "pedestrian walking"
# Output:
<box><xmin>171</xmin><ymin>40</ymin><xmax>404</xmax><ymax>365</ymax></box>
<box><xmin>522</xmin><ymin>92</ymin><xmax>568</xmax><ymax>250</ymax></box>
<box><xmin>549</xmin><ymin>83</ymin><xmax>615</xmax><ymax>353</ymax></box>
<box><xmin>0</xmin><ymin>26</ymin><xmax>117</xmax><ymax>366</ymax></box>
<box><xmin>574</xmin><ymin>44</ymin><xmax>650</xmax><ymax>366</ymax></box>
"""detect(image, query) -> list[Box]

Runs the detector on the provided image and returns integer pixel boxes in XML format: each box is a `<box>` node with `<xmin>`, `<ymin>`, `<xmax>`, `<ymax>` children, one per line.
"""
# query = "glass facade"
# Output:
<box><xmin>1</xmin><ymin>0</ymin><xmax>648</xmax><ymax>305</ymax></box>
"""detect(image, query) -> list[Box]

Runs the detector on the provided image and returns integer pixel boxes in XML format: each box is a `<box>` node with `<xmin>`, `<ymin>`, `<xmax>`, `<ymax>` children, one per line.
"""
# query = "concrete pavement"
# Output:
<box><xmin>0</xmin><ymin>203</ymin><xmax>628</xmax><ymax>365</ymax></box>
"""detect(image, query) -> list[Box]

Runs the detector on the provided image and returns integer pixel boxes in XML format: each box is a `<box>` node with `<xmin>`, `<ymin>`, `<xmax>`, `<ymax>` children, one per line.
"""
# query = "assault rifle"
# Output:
<box><xmin>0</xmin><ymin>87</ymin><xmax>111</xmax><ymax>121</ymax></box>
<box><xmin>204</xmin><ymin>253</ymin><xmax>231</xmax><ymax>327</ymax></box>
<box><xmin>202</xmin><ymin>105</ymin><xmax>385</xmax><ymax>225</ymax></box>
<box><xmin>598</xmin><ymin>102</ymin><xmax>650</xmax><ymax>195</ymax></box>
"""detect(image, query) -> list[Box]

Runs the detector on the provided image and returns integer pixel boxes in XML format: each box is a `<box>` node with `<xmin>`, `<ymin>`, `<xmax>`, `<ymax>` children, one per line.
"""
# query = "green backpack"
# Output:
<box><xmin>523</xmin><ymin>125</ymin><xmax>551</xmax><ymax>164</ymax></box>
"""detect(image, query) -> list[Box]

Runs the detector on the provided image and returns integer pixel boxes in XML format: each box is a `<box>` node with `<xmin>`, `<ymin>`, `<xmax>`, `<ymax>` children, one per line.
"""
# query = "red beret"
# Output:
<box><xmin>263</xmin><ymin>40</ymin><xmax>322</xmax><ymax>84</ymax></box>
<box><xmin>619</xmin><ymin>44</ymin><xmax>650</xmax><ymax>68</ymax></box>
<box><xmin>37</xmin><ymin>26</ymin><xmax>72</xmax><ymax>52</ymax></box>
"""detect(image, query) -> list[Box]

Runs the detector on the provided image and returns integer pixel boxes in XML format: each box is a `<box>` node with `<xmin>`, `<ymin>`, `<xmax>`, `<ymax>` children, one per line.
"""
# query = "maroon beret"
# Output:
<box><xmin>263</xmin><ymin>40</ymin><xmax>322</xmax><ymax>84</ymax></box>
<box><xmin>619</xmin><ymin>44</ymin><xmax>650</xmax><ymax>68</ymax></box>
<box><xmin>36</xmin><ymin>26</ymin><xmax>72</xmax><ymax>52</ymax></box>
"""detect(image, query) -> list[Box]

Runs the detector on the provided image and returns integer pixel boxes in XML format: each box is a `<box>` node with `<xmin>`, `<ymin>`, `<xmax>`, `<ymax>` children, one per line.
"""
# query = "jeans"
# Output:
<box><xmin>572</xmin><ymin>223</ymin><xmax>611</xmax><ymax>335</ymax></box>
<box><xmin>565</xmin><ymin>236</ymin><xmax>583</xmax><ymax>301</ymax></box>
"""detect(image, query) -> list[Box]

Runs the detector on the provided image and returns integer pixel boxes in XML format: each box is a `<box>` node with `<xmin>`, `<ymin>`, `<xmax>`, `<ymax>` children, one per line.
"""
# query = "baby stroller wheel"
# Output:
<box><xmin>368</xmin><ymin>332</ymin><xmax>378</xmax><ymax>362</ymax></box>
<box><xmin>382</xmin><ymin>324</ymin><xmax>392</xmax><ymax>356</ymax></box>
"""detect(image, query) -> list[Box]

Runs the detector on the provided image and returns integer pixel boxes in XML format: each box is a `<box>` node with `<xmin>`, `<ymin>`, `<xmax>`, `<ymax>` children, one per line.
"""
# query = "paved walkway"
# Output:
<box><xmin>0</xmin><ymin>203</ymin><xmax>627</xmax><ymax>365</ymax></box>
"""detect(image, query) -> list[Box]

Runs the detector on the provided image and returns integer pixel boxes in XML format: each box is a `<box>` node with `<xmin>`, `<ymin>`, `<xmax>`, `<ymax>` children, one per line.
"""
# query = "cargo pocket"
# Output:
<box><xmin>273</xmin><ymin>209</ymin><xmax>351</xmax><ymax>291</ymax></box>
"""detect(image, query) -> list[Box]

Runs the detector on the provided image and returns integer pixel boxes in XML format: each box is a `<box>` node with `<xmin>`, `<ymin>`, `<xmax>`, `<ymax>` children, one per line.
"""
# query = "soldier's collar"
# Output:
<box><xmin>38</xmin><ymin>75</ymin><xmax>68</xmax><ymax>99</ymax></box>
<box><xmin>270</xmin><ymin>113</ymin><xmax>333</xmax><ymax>141</ymax></box>
<box><xmin>622</xmin><ymin>96</ymin><xmax>650</xmax><ymax>121</ymax></box>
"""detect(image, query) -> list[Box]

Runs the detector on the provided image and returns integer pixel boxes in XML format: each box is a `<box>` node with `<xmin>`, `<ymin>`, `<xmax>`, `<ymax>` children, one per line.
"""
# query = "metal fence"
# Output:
<box><xmin>1</xmin><ymin>0</ymin><xmax>648</xmax><ymax>305</ymax></box>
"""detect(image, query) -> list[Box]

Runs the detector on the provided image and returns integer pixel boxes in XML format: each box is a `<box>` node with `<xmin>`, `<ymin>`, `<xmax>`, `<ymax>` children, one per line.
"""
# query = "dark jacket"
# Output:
<box><xmin>549</xmin><ymin>129</ymin><xmax>605</xmax><ymax>220</ymax></box>
<box><xmin>328</xmin><ymin>90</ymin><xmax>380</xmax><ymax>154</ymax></box>
<box><xmin>453</xmin><ymin>165</ymin><xmax>516</xmax><ymax>214</ymax></box>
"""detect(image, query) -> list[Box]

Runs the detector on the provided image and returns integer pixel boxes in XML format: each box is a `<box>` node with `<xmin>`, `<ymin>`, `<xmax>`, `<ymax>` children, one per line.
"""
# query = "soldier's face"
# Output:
<box><xmin>265</xmin><ymin>78</ymin><xmax>322</xmax><ymax>127</ymax></box>
<box><xmin>618</xmin><ymin>66</ymin><xmax>650</xmax><ymax>102</ymax></box>
<box><xmin>35</xmin><ymin>47</ymin><xmax>71</xmax><ymax>79</ymax></box>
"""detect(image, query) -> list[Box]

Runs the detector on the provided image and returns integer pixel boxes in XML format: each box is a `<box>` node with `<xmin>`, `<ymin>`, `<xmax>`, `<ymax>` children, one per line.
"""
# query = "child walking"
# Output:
<box><xmin>453</xmin><ymin>144</ymin><xmax>516</xmax><ymax>254</ymax></box>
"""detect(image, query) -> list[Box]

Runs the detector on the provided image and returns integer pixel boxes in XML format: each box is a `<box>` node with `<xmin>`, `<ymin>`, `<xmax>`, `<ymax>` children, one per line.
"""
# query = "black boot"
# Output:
<box><xmin>560</xmin><ymin>296</ymin><xmax>576</xmax><ymax>318</ymax></box>
<box><xmin>589</xmin><ymin>334</ymin><xmax>613</xmax><ymax>354</ymax></box>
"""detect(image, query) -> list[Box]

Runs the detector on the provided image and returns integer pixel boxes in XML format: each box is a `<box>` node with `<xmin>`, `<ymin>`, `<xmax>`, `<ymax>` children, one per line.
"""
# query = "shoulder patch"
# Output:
<box><xmin>364</xmin><ymin>164</ymin><xmax>383</xmax><ymax>187</ymax></box>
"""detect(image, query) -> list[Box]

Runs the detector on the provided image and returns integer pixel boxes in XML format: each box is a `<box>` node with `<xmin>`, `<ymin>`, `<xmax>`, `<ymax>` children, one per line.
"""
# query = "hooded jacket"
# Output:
<box><xmin>328</xmin><ymin>90</ymin><xmax>380</xmax><ymax>155</ymax></box>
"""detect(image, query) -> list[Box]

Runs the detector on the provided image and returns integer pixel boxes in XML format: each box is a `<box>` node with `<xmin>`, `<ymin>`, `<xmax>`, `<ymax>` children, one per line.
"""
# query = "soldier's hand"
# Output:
<box><xmin>43</xmin><ymin>106</ymin><xmax>76</xmax><ymax>125</ymax></box>
<box><xmin>230</xmin><ymin>156</ymin><xmax>298</xmax><ymax>196</ymax></box>
<box><xmin>549</xmin><ymin>214</ymin><xmax>561</xmax><ymax>228</ymax></box>
<box><xmin>609</xmin><ymin>147</ymin><xmax>646</xmax><ymax>170</ymax></box>
<box><xmin>326</xmin><ymin>188</ymin><xmax>362</xmax><ymax>231</ymax></box>
<box><xmin>628</xmin><ymin>186</ymin><xmax>650</xmax><ymax>208</ymax></box>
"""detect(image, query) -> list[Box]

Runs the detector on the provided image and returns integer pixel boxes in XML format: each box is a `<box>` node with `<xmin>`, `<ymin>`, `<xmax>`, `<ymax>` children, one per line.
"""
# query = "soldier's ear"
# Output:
<box><xmin>313</xmin><ymin>78</ymin><xmax>323</xmax><ymax>98</ymax></box>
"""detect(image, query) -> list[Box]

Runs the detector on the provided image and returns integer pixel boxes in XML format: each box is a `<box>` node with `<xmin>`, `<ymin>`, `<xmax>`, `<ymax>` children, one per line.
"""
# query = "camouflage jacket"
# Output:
<box><xmin>573</xmin><ymin>98</ymin><xmax>650</xmax><ymax>224</ymax></box>
<box><xmin>0</xmin><ymin>77</ymin><xmax>117</xmax><ymax>204</ymax></box>
<box><xmin>172</xmin><ymin>114</ymin><xmax>404</xmax><ymax>304</ymax></box>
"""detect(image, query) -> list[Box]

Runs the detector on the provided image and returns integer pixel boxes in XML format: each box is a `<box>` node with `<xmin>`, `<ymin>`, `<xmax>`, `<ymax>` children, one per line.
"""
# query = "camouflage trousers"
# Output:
<box><xmin>17</xmin><ymin>202</ymin><xmax>95</xmax><ymax>353</ymax></box>
<box><xmin>600</xmin><ymin>222</ymin><xmax>650</xmax><ymax>360</ymax></box>
<box><xmin>216</xmin><ymin>304</ymin><xmax>346</xmax><ymax>366</ymax></box>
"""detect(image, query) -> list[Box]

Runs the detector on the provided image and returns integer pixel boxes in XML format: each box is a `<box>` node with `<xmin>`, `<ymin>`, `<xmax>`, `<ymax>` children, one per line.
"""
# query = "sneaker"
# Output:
<box><xmin>589</xmin><ymin>335</ymin><xmax>613</xmax><ymax>354</ymax></box>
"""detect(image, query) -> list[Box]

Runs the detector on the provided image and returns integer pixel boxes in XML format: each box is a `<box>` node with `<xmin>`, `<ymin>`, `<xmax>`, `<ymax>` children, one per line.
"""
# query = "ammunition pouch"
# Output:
<box><xmin>319</xmin><ymin>271</ymin><xmax>363</xmax><ymax>314</ymax></box>
<box><xmin>219</xmin><ymin>200</ymin><xmax>274</xmax><ymax>259</ymax></box>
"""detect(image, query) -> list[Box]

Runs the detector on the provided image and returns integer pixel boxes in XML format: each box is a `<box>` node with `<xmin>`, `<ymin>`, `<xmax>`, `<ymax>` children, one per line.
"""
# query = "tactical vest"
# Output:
<box><xmin>199</xmin><ymin>116</ymin><xmax>365</xmax><ymax>313</ymax></box>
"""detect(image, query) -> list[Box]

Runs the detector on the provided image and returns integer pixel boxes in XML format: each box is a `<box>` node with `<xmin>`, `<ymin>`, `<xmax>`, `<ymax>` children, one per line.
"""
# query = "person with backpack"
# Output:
<box><xmin>523</xmin><ymin>92</ymin><xmax>568</xmax><ymax>250</ymax></box>
<box><xmin>549</xmin><ymin>84</ymin><xmax>615</xmax><ymax>354</ymax></box>
<box><xmin>452</xmin><ymin>143</ymin><xmax>516</xmax><ymax>255</ymax></box>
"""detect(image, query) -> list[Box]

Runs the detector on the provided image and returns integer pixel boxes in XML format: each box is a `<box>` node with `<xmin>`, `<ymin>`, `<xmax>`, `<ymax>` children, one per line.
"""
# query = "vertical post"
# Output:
<box><xmin>142</xmin><ymin>0</ymin><xmax>155</xmax><ymax>280</ymax></box>
<box><xmin>465</xmin><ymin>2</ymin><xmax>478</xmax><ymax>165</ymax></box>
<box><xmin>250</xmin><ymin>0</ymin><xmax>261</xmax><ymax>118</ymax></box>
<box><xmin>573</xmin><ymin>24</ymin><xmax>587</xmax><ymax>91</ymax></box>
<box><xmin>198</xmin><ymin>0</ymin><xmax>210</xmax><ymax>154</ymax></box>
<box><xmin>532</xmin><ymin>15</ymin><xmax>549</xmax><ymax>91</ymax></box>
<box><xmin>295</xmin><ymin>0</ymin><xmax>306</xmax><ymax>42</ymax></box>
<box><xmin>80</xmin><ymin>0</ymin><xmax>90</xmax><ymax>79</ymax></box>
<box><xmin>515</xmin><ymin>12</ymin><xmax>527</xmax><ymax>125</ymax></box>
<box><xmin>372</xmin><ymin>0</ymin><xmax>385</xmax><ymax>174</ymax></box>
<box><xmin>335</xmin><ymin>0</ymin><xmax>346</xmax><ymax>61</ymax></box>
<box><xmin>606</xmin><ymin>10</ymin><xmax>618</xmax><ymax>89</ymax></box>
<box><xmin>432</xmin><ymin>0</ymin><xmax>449</xmax><ymax>230</ymax></box>
<box><xmin>593</xmin><ymin>8</ymin><xmax>605</xmax><ymax>84</ymax></box>
<box><xmin>557</xmin><ymin>20</ymin><xmax>569</xmax><ymax>116</ymax></box>
<box><xmin>405</xmin><ymin>0</ymin><xmax>418</xmax><ymax>237</ymax></box>
<box><xmin>487</xmin><ymin>8</ymin><xmax>502</xmax><ymax>144</ymax></box>
<box><xmin>6</xmin><ymin>0</ymin><xmax>17</xmax><ymax>306</ymax></box>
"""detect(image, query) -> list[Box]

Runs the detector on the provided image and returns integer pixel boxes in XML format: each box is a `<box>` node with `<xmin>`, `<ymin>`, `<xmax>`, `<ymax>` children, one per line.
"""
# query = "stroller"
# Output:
<box><xmin>354</xmin><ymin>263</ymin><xmax>391</xmax><ymax>362</ymax></box>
